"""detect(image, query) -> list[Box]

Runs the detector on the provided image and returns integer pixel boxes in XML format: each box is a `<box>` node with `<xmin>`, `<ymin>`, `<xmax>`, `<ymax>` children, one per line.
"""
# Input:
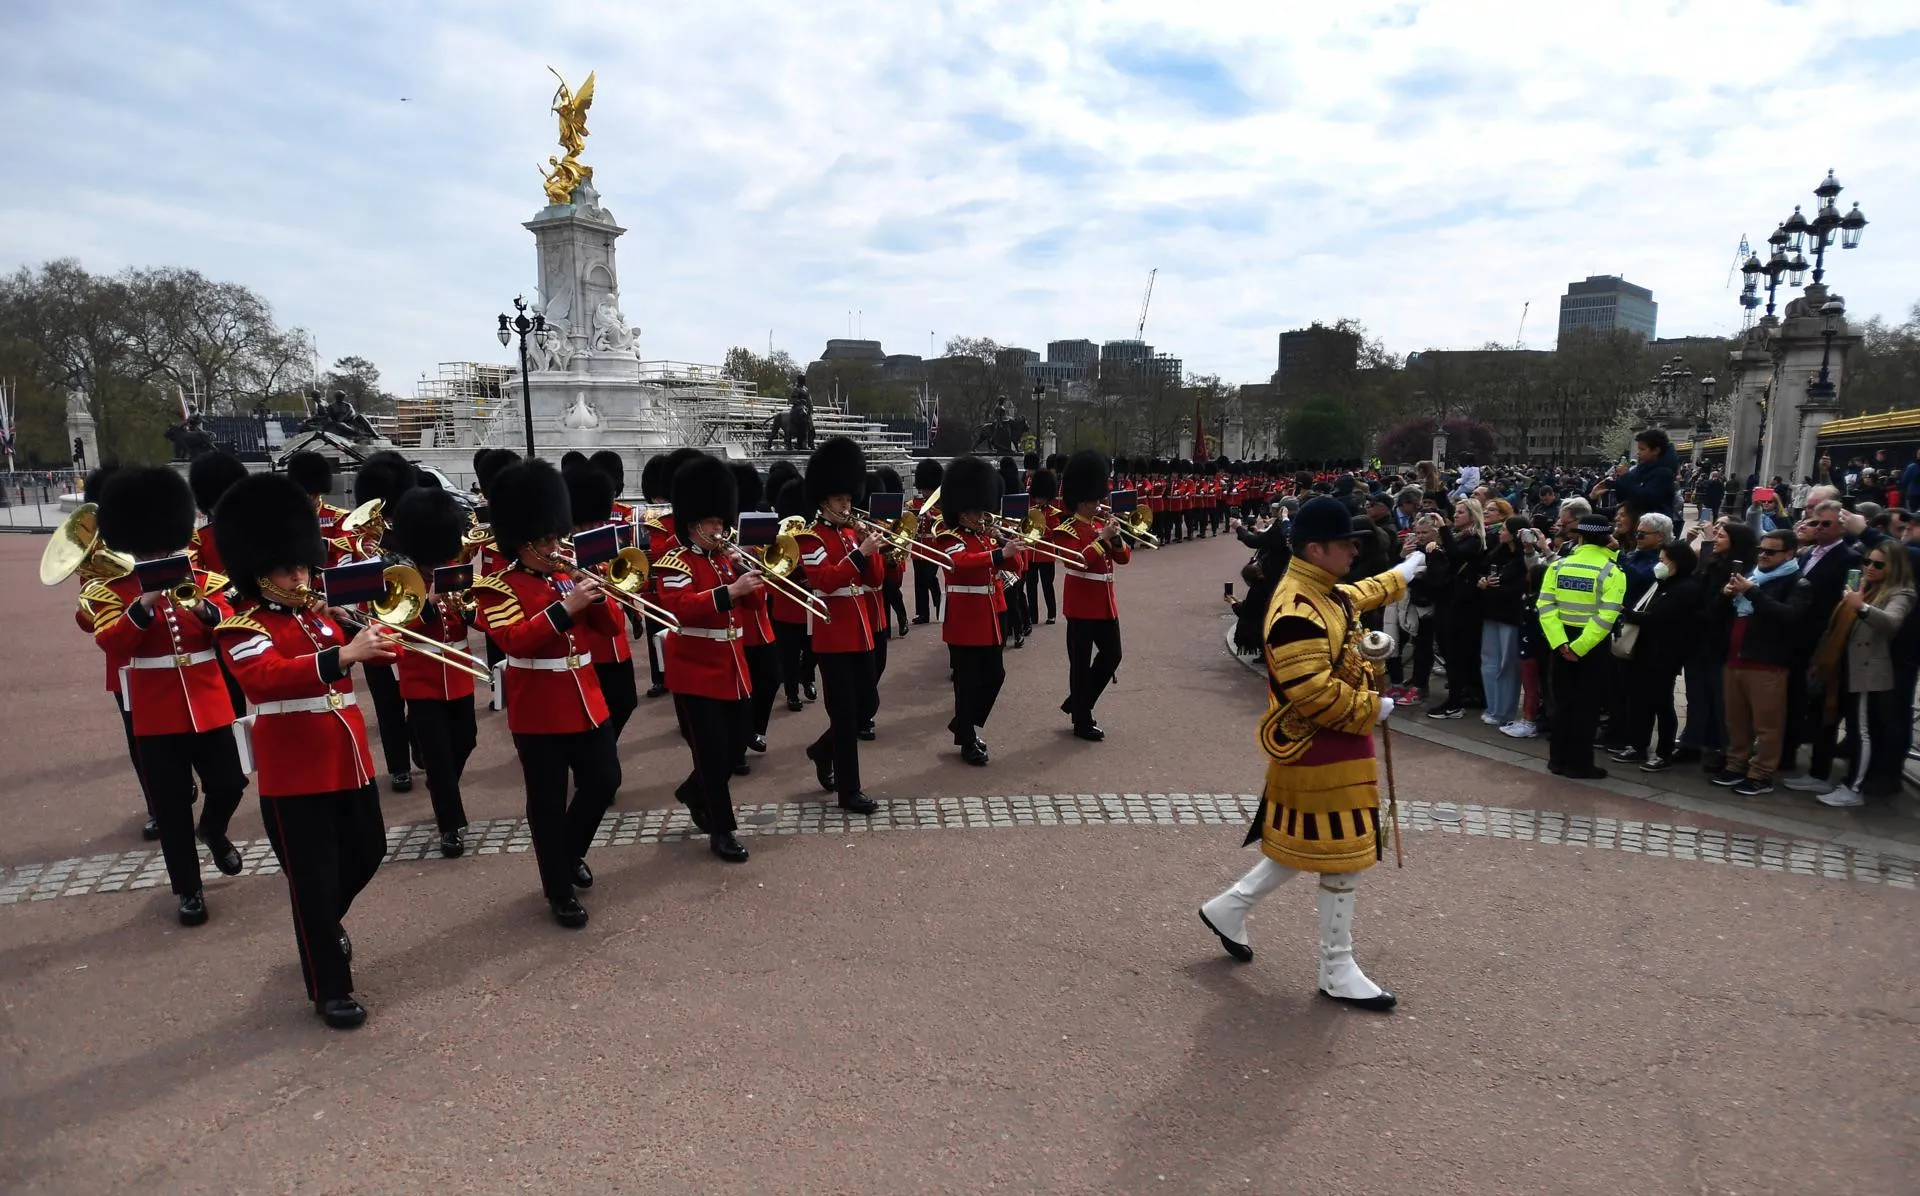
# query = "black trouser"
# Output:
<box><xmin>594</xmin><ymin>657</ymin><xmax>639</xmax><ymax>740</ymax></box>
<box><xmin>1023</xmin><ymin>560</ymin><xmax>1057</xmax><ymax>621</ymax></box>
<box><xmin>115</xmin><ymin>698</ymin><xmax>159</xmax><ymax>821</ymax></box>
<box><xmin>484</xmin><ymin>635</ymin><xmax>506</xmax><ymax>709</ymax></box>
<box><xmin>362</xmin><ymin>662</ymin><xmax>412</xmax><ymax>776</ymax></box>
<box><xmin>1806</xmin><ymin>675</ymin><xmax>1855</xmax><ymax>783</ymax></box>
<box><xmin>949</xmin><ymin>643</ymin><xmax>1007</xmax><ymax>742</ymax></box>
<box><xmin>407</xmin><ymin>696</ymin><xmax>475</xmax><ymax>833</ymax></box>
<box><xmin>873</xmin><ymin>625</ymin><xmax>890</xmax><ymax>685</ymax></box>
<box><xmin>512</xmin><ymin>729</ymin><xmax>621</xmax><ymax>904</ymax></box>
<box><xmin>218</xmin><ymin>657</ymin><xmax>247</xmax><ymax>718</ymax></box>
<box><xmin>1548</xmin><ymin>649</ymin><xmax>1607</xmax><ymax>774</ymax></box>
<box><xmin>1003</xmin><ymin>579</ymin><xmax>1030</xmax><ymax>637</ymax></box>
<box><xmin>810</xmin><ymin>650</ymin><xmax>877</xmax><ymax>801</ymax></box>
<box><xmin>1861</xmin><ymin>686</ymin><xmax>1911</xmax><ymax>796</ymax></box>
<box><xmin>137</xmin><ymin>728</ymin><xmax>247</xmax><ymax>896</ymax></box>
<box><xmin>882</xmin><ymin>578</ymin><xmax>908</xmax><ymax>634</ymax></box>
<box><xmin>258</xmin><ymin>784</ymin><xmax>386</xmax><ymax>1003</ymax></box>
<box><xmin>1601</xmin><ymin>651</ymin><xmax>1631</xmax><ymax>746</ymax></box>
<box><xmin>642</xmin><ymin>617</ymin><xmax>667</xmax><ymax>689</ymax></box>
<box><xmin>675</xmin><ymin>693</ymin><xmax>748</xmax><ymax>835</ymax></box>
<box><xmin>744</xmin><ymin>641</ymin><xmax>780</xmax><ymax>741</ymax></box>
<box><xmin>1065</xmin><ymin>617</ymin><xmax>1122</xmax><ymax>728</ymax></box>
<box><xmin>1440</xmin><ymin>609</ymin><xmax>1484</xmax><ymax>709</ymax></box>
<box><xmin>1624</xmin><ymin>658</ymin><xmax>1681</xmax><ymax>758</ymax></box>
<box><xmin>774</xmin><ymin>620</ymin><xmax>816</xmax><ymax>700</ymax></box>
<box><xmin>913</xmin><ymin>559</ymin><xmax>943</xmax><ymax>621</ymax></box>
<box><xmin>1782</xmin><ymin>660</ymin><xmax>1811</xmax><ymax>774</ymax></box>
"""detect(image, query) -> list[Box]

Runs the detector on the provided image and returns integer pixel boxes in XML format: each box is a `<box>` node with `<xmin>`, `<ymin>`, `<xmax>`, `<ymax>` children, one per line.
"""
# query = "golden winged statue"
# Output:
<box><xmin>540</xmin><ymin>67</ymin><xmax>597</xmax><ymax>205</ymax></box>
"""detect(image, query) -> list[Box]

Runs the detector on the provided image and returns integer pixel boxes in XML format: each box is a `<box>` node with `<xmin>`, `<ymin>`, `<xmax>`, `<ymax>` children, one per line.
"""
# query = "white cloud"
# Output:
<box><xmin>1</xmin><ymin>0</ymin><xmax>1916</xmax><ymax>399</ymax></box>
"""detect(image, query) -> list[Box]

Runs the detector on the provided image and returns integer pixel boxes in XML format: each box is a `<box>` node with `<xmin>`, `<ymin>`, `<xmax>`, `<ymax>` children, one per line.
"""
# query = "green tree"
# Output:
<box><xmin>1283</xmin><ymin>396</ymin><xmax>1367</xmax><ymax>463</ymax></box>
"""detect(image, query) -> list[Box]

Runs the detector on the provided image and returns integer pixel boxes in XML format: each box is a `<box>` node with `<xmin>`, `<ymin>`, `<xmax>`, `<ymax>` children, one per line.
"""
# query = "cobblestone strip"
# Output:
<box><xmin>1</xmin><ymin>795</ymin><xmax>1913</xmax><ymax>907</ymax></box>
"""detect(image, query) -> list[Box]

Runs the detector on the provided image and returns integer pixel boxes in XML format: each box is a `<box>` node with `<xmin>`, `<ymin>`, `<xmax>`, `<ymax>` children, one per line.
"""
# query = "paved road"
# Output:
<box><xmin>3</xmin><ymin>531</ymin><xmax>1916</xmax><ymax>1194</ymax></box>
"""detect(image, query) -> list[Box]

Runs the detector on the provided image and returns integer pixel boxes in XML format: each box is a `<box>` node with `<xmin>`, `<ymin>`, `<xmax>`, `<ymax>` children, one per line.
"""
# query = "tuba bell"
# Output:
<box><xmin>40</xmin><ymin>503</ymin><xmax>135</xmax><ymax>587</ymax></box>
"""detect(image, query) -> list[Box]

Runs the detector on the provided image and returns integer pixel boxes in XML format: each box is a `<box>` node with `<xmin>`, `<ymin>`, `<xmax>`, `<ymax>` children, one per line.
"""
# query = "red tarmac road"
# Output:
<box><xmin>2</xmin><ymin>530</ymin><xmax>1916</xmax><ymax>1194</ymax></box>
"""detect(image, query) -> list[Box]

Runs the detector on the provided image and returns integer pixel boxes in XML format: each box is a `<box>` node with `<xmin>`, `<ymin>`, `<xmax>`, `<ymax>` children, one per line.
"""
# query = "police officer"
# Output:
<box><xmin>1537</xmin><ymin>513</ymin><xmax>1627</xmax><ymax>779</ymax></box>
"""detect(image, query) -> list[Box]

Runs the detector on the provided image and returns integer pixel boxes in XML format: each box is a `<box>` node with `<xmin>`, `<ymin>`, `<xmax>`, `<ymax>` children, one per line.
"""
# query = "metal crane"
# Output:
<box><xmin>1135</xmin><ymin>268</ymin><xmax>1157</xmax><ymax>340</ymax></box>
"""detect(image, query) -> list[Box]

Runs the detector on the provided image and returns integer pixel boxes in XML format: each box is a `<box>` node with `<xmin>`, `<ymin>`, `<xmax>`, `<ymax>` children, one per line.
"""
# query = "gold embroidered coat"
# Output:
<box><xmin>1244</xmin><ymin>558</ymin><xmax>1406</xmax><ymax>873</ymax></box>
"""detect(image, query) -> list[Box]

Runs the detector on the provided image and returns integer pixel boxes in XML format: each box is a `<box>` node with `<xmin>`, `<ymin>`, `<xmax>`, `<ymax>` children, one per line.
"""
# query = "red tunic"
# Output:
<box><xmin>471</xmin><ymin>566</ymin><xmax>614</xmax><ymax>734</ymax></box>
<box><xmin>395</xmin><ymin>593</ymin><xmax>477</xmax><ymax>701</ymax></box>
<box><xmin>1048</xmin><ymin>515</ymin><xmax>1130</xmax><ymax>621</ymax></box>
<box><xmin>797</xmin><ymin>521</ymin><xmax>884</xmax><ymax>653</ymax></box>
<box><xmin>187</xmin><ymin>525</ymin><xmax>224</xmax><ymax>575</ymax></box>
<box><xmin>77</xmin><ymin>589</ymin><xmax>130</xmax><ymax>696</ymax></box>
<box><xmin>85</xmin><ymin>571</ymin><xmax>237</xmax><ymax>736</ymax></box>
<box><xmin>655</xmin><ymin>547</ymin><xmax>751</xmax><ymax>700</ymax></box>
<box><xmin>218</xmin><ymin>602</ymin><xmax>375</xmax><ymax>797</ymax></box>
<box><xmin>933</xmin><ymin>527</ymin><xmax>1009</xmax><ymax>647</ymax></box>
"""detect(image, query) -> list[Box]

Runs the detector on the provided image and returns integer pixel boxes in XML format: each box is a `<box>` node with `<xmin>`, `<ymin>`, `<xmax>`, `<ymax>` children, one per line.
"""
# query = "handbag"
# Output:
<box><xmin>1610</xmin><ymin>584</ymin><xmax>1659</xmax><ymax>660</ymax></box>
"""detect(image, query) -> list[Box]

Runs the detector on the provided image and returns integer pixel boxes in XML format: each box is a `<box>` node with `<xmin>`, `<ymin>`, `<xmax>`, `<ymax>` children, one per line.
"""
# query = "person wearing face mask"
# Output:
<box><xmin>1612</xmin><ymin>543</ymin><xmax>1703</xmax><ymax>771</ymax></box>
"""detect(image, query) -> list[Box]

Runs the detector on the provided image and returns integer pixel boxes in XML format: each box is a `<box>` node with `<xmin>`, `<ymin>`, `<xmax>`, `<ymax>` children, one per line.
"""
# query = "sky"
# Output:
<box><xmin>3</xmin><ymin>0</ymin><xmax>1918</xmax><ymax>399</ymax></box>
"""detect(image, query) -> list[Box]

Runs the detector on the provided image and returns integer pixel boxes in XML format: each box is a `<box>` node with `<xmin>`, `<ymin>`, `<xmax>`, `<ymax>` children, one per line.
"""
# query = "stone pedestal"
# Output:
<box><xmin>1224</xmin><ymin>417</ymin><xmax>1245</xmax><ymax>462</ymax></box>
<box><xmin>64</xmin><ymin>390</ymin><xmax>99</xmax><ymax>473</ymax></box>
<box><xmin>1760</xmin><ymin>284</ymin><xmax>1855</xmax><ymax>488</ymax></box>
<box><xmin>1041</xmin><ymin>427</ymin><xmax>1058</xmax><ymax>460</ymax></box>
<box><xmin>1722</xmin><ymin>327</ymin><xmax>1774</xmax><ymax>499</ymax></box>
<box><xmin>1177</xmin><ymin>433</ymin><xmax>1194</xmax><ymax>460</ymax></box>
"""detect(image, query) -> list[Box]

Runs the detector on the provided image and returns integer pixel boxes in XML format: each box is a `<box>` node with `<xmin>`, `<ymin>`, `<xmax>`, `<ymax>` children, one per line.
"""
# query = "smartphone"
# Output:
<box><xmin>1223</xmin><ymin>582</ymin><xmax>1234</xmax><ymax>599</ymax></box>
<box><xmin>1847</xmin><ymin>568</ymin><xmax>1863</xmax><ymax>591</ymax></box>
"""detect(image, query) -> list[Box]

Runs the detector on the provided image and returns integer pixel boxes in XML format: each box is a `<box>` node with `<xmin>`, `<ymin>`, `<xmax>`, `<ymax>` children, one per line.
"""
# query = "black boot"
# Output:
<box><xmin>316</xmin><ymin>997</ymin><xmax>367</xmax><ymax>1029</ymax></box>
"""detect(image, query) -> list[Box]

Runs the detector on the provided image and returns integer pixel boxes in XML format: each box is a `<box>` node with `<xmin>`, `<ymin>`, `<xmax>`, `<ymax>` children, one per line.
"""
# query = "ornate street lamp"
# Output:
<box><xmin>1690</xmin><ymin>374</ymin><xmax>1716</xmax><ymax>467</ymax></box>
<box><xmin>1780</xmin><ymin>171</ymin><xmax>1867</xmax><ymax>289</ymax></box>
<box><xmin>1806</xmin><ymin>299</ymin><xmax>1845</xmax><ymax>402</ymax></box>
<box><xmin>496</xmin><ymin>296</ymin><xmax>549</xmax><ymax>457</ymax></box>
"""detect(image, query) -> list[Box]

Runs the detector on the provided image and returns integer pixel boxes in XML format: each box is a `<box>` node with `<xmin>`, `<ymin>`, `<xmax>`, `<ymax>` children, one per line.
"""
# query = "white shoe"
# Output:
<box><xmin>1816</xmin><ymin>785</ymin><xmax>1865</xmax><ymax>808</ymax></box>
<box><xmin>1480</xmin><ymin>712</ymin><xmax>1502</xmax><ymax>726</ymax></box>
<box><xmin>1500</xmin><ymin>720</ymin><xmax>1538</xmax><ymax>739</ymax></box>
<box><xmin>1316</xmin><ymin>876</ymin><xmax>1395</xmax><ymax>1011</ymax></box>
<box><xmin>1782</xmin><ymin>773</ymin><xmax>1832</xmax><ymax>793</ymax></box>
<box><xmin>1199</xmin><ymin>857</ymin><xmax>1297</xmax><ymax>962</ymax></box>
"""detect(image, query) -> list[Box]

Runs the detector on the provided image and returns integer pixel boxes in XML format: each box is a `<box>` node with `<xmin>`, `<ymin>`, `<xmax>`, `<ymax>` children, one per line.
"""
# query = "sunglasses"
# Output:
<box><xmin>1866</xmin><ymin>559</ymin><xmax>1888</xmax><ymax>569</ymax></box>
<box><xmin>1758</xmin><ymin>546</ymin><xmax>1793</xmax><ymax>555</ymax></box>
<box><xmin>1811</xmin><ymin>519</ymin><xmax>1836</xmax><ymax>528</ymax></box>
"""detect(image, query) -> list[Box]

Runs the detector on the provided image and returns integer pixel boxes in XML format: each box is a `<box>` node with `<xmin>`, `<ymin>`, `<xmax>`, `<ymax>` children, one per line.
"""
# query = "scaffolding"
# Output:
<box><xmin>398</xmin><ymin>362</ymin><xmax>516</xmax><ymax>447</ymax></box>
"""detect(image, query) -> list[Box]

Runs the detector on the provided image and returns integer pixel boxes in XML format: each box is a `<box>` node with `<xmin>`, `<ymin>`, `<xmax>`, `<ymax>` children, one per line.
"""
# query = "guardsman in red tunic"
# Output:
<box><xmin>469</xmin><ymin>458</ymin><xmax>621</xmax><ymax>930</ymax></box>
<box><xmin>933</xmin><ymin>456</ymin><xmax>1025</xmax><ymax>766</ymax></box>
<box><xmin>471</xmin><ymin>448</ymin><xmax>521</xmax><ymax>703</ymax></box>
<box><xmin>86</xmin><ymin>467</ymin><xmax>248</xmax><ymax>926</ymax></box>
<box><xmin>383</xmin><ymin>487</ymin><xmax>478</xmax><ymax>858</ymax></box>
<box><xmin>590</xmin><ymin>449</ymin><xmax>633</xmax><ymax>529</ymax></box>
<box><xmin>873</xmin><ymin>466</ymin><xmax>912</xmax><ymax>639</ymax></box>
<box><xmin>564</xmin><ymin>463</ymin><xmax>640</xmax><ymax>739</ymax></box>
<box><xmin>186</xmin><ymin>450</ymin><xmax>247</xmax><ymax>578</ymax></box>
<box><xmin>350</xmin><ymin>452</ymin><xmax>422</xmax><ymax>793</ymax></box>
<box><xmin>770</xmin><ymin>473</ymin><xmax>819</xmax><ymax>710</ymax></box>
<box><xmin>287</xmin><ymin>450</ymin><xmax>348</xmax><ymax>540</ymax></box>
<box><xmin>1023</xmin><ymin>466</ymin><xmax>1062</xmax><ymax>626</ymax></box>
<box><xmin>795</xmin><ymin>437</ymin><xmax>885</xmax><ymax>815</ymax></box>
<box><xmin>1047</xmin><ymin>451</ymin><xmax>1132</xmax><ymax>742</ymax></box>
<box><xmin>637</xmin><ymin>448</ymin><xmax>702</xmax><ymax>697</ymax></box>
<box><xmin>729</xmin><ymin>464</ymin><xmax>781</xmax><ymax>763</ymax></box>
<box><xmin>908</xmin><ymin>457</ymin><xmax>945</xmax><ymax>626</ymax></box>
<box><xmin>655</xmin><ymin>454</ymin><xmax>763</xmax><ymax>861</ymax></box>
<box><xmin>213</xmin><ymin>472</ymin><xmax>398</xmax><ymax>1030</ymax></box>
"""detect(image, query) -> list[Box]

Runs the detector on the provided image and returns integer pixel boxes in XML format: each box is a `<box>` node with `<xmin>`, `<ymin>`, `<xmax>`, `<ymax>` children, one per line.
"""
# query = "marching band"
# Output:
<box><xmin>47</xmin><ymin>438</ymin><xmax>1280</xmax><ymax>1031</ymax></box>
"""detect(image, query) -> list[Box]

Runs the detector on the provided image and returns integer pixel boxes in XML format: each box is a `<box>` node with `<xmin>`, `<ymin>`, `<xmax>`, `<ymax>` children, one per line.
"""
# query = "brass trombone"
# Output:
<box><xmin>848</xmin><ymin>506</ymin><xmax>953</xmax><ymax>570</ymax></box>
<box><xmin>981</xmin><ymin>510</ymin><xmax>1082</xmax><ymax>566</ymax></box>
<box><xmin>549</xmin><ymin>543</ymin><xmax>682</xmax><ymax>629</ymax></box>
<box><xmin>295</xmin><ymin>565</ymin><xmax>494</xmax><ymax>682</ymax></box>
<box><xmin>712</xmin><ymin>528</ymin><xmax>831</xmax><ymax>621</ymax></box>
<box><xmin>1094</xmin><ymin>503</ymin><xmax>1160</xmax><ymax>549</ymax></box>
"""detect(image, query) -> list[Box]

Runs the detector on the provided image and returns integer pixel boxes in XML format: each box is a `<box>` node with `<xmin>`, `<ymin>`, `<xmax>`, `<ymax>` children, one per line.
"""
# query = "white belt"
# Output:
<box><xmin>128</xmin><ymin>649</ymin><xmax>218</xmax><ymax>669</ymax></box>
<box><xmin>505</xmin><ymin>653</ymin><xmax>592</xmax><ymax>671</ymax></box>
<box><xmin>1064</xmin><ymin>569</ymin><xmax>1113</xmax><ymax>583</ymax></box>
<box><xmin>675</xmin><ymin>626</ymin><xmax>741</xmax><ymax>641</ymax></box>
<box><xmin>821</xmin><ymin>586</ymin><xmax>867</xmax><ymax>598</ymax></box>
<box><xmin>947</xmin><ymin>585</ymin><xmax>993</xmax><ymax>594</ymax></box>
<box><xmin>255</xmin><ymin>692</ymin><xmax>358</xmax><ymax>715</ymax></box>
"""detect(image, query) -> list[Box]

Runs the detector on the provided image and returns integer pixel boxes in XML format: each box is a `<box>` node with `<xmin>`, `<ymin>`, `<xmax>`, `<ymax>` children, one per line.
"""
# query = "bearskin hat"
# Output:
<box><xmin>354</xmin><ymin>450</ymin><xmax>417</xmax><ymax>508</ymax></box>
<box><xmin>488</xmin><ymin>458</ymin><xmax>572</xmax><ymax>558</ymax></box>
<box><xmin>731</xmin><ymin>462</ymin><xmax>766</xmax><ymax>512</ymax></box>
<box><xmin>1023</xmin><ymin>452</ymin><xmax>1039</xmax><ymax>471</ymax></box>
<box><xmin>1046</xmin><ymin>453</ymin><xmax>1067</xmax><ymax>473</ymax></box>
<box><xmin>766</xmin><ymin>459</ymin><xmax>800</xmax><ymax>507</ymax></box>
<box><xmin>286</xmin><ymin>450</ymin><xmax>334</xmax><ymax>497</ymax></box>
<box><xmin>673</xmin><ymin>453</ymin><xmax>739</xmax><ymax>533</ymax></box>
<box><xmin>639</xmin><ymin>453</ymin><xmax>667</xmax><ymax>502</ymax></box>
<box><xmin>590</xmin><ymin>450</ymin><xmax>626</xmax><ymax>495</ymax></box>
<box><xmin>805</xmin><ymin>436</ymin><xmax>866</xmax><ymax>509</ymax></box>
<box><xmin>471</xmin><ymin>448</ymin><xmax>492</xmax><ymax>474</ymax></box>
<box><xmin>82</xmin><ymin>464</ymin><xmax>122</xmax><ymax>506</ymax></box>
<box><xmin>913</xmin><ymin>456</ymin><xmax>944</xmax><ymax>491</ymax></box>
<box><xmin>213</xmin><ymin>473</ymin><xmax>325</xmax><ymax>600</ymax></box>
<box><xmin>1029</xmin><ymin>468</ymin><xmax>1058</xmax><ymax>501</ymax></box>
<box><xmin>474</xmin><ymin>449</ymin><xmax>520</xmax><ymax>498</ymax></box>
<box><xmin>644</xmin><ymin>447</ymin><xmax>705</xmax><ymax>502</ymax></box>
<box><xmin>97</xmin><ymin>466</ymin><xmax>197</xmax><ymax>557</ymax></box>
<box><xmin>188</xmin><ymin>450</ymin><xmax>248</xmax><ymax>516</ymax></box>
<box><xmin>564</xmin><ymin>462</ymin><xmax>616</xmax><ymax>529</ymax></box>
<box><xmin>943</xmin><ymin>454</ymin><xmax>1001</xmax><ymax>516</ymax></box>
<box><xmin>384</xmin><ymin>486</ymin><xmax>467</xmax><ymax>569</ymax></box>
<box><xmin>1060</xmin><ymin>450</ymin><xmax>1111</xmax><ymax>508</ymax></box>
<box><xmin>774</xmin><ymin>476</ymin><xmax>809</xmax><ymax>520</ymax></box>
<box><xmin>560</xmin><ymin>450</ymin><xmax>588</xmax><ymax>474</ymax></box>
<box><xmin>874</xmin><ymin>465</ymin><xmax>903</xmax><ymax>495</ymax></box>
<box><xmin>997</xmin><ymin>456</ymin><xmax>1021</xmax><ymax>496</ymax></box>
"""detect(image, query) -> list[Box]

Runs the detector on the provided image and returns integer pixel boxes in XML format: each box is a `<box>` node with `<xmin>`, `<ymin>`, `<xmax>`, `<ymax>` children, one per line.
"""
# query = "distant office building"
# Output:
<box><xmin>1277</xmin><ymin>323</ymin><xmax>1360</xmax><ymax>386</ymax></box>
<box><xmin>1048</xmin><ymin>338</ymin><xmax>1099</xmax><ymax>371</ymax></box>
<box><xmin>1557</xmin><ymin>276</ymin><xmax>1657</xmax><ymax>347</ymax></box>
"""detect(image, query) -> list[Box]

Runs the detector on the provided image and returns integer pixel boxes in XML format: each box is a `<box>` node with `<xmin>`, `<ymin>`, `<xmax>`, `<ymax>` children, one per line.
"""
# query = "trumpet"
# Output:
<box><xmin>848</xmin><ymin>506</ymin><xmax>953</xmax><ymax>570</ymax></box>
<box><xmin>289</xmin><ymin>566</ymin><xmax>494</xmax><ymax>683</ymax></box>
<box><xmin>981</xmin><ymin>511</ymin><xmax>1082</xmax><ymax>566</ymax></box>
<box><xmin>169</xmin><ymin>578</ymin><xmax>208</xmax><ymax>609</ymax></box>
<box><xmin>1094</xmin><ymin>503</ymin><xmax>1160</xmax><ymax>549</ymax></box>
<box><xmin>549</xmin><ymin>543</ymin><xmax>682</xmax><ymax>629</ymax></box>
<box><xmin>711</xmin><ymin>528</ymin><xmax>831</xmax><ymax>621</ymax></box>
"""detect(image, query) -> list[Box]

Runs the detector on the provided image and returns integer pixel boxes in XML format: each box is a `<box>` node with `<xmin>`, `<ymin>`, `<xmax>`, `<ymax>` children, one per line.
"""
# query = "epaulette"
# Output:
<box><xmin>470</xmin><ymin>573</ymin><xmax>517</xmax><ymax>597</ymax></box>
<box><xmin>328</xmin><ymin>536</ymin><xmax>356</xmax><ymax>553</ymax></box>
<box><xmin>653</xmin><ymin>548</ymin><xmax>692</xmax><ymax>573</ymax></box>
<box><xmin>643</xmin><ymin>517</ymin><xmax>668</xmax><ymax>534</ymax></box>
<box><xmin>216</xmin><ymin>614</ymin><xmax>270</xmax><ymax>637</ymax></box>
<box><xmin>79</xmin><ymin>579</ymin><xmax>123</xmax><ymax>607</ymax></box>
<box><xmin>790</xmin><ymin>528</ymin><xmax>822</xmax><ymax>545</ymax></box>
<box><xmin>203</xmin><ymin>571</ymin><xmax>230</xmax><ymax>594</ymax></box>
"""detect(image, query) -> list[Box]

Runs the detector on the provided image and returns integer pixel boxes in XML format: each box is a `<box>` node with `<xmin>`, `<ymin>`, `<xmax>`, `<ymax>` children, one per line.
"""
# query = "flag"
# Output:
<box><xmin>1192</xmin><ymin>393</ymin><xmax>1208</xmax><ymax>462</ymax></box>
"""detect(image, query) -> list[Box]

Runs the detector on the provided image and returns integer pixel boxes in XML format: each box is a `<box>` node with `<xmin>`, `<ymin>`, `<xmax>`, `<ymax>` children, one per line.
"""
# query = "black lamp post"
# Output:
<box><xmin>1690</xmin><ymin>374</ymin><xmax>1716</xmax><ymax>467</ymax></box>
<box><xmin>496</xmin><ymin>296</ymin><xmax>549</xmax><ymax>457</ymax></box>
<box><xmin>1807</xmin><ymin>299</ymin><xmax>1845</xmax><ymax>402</ymax></box>
<box><xmin>1032</xmin><ymin>384</ymin><xmax>1045</xmax><ymax>455</ymax></box>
